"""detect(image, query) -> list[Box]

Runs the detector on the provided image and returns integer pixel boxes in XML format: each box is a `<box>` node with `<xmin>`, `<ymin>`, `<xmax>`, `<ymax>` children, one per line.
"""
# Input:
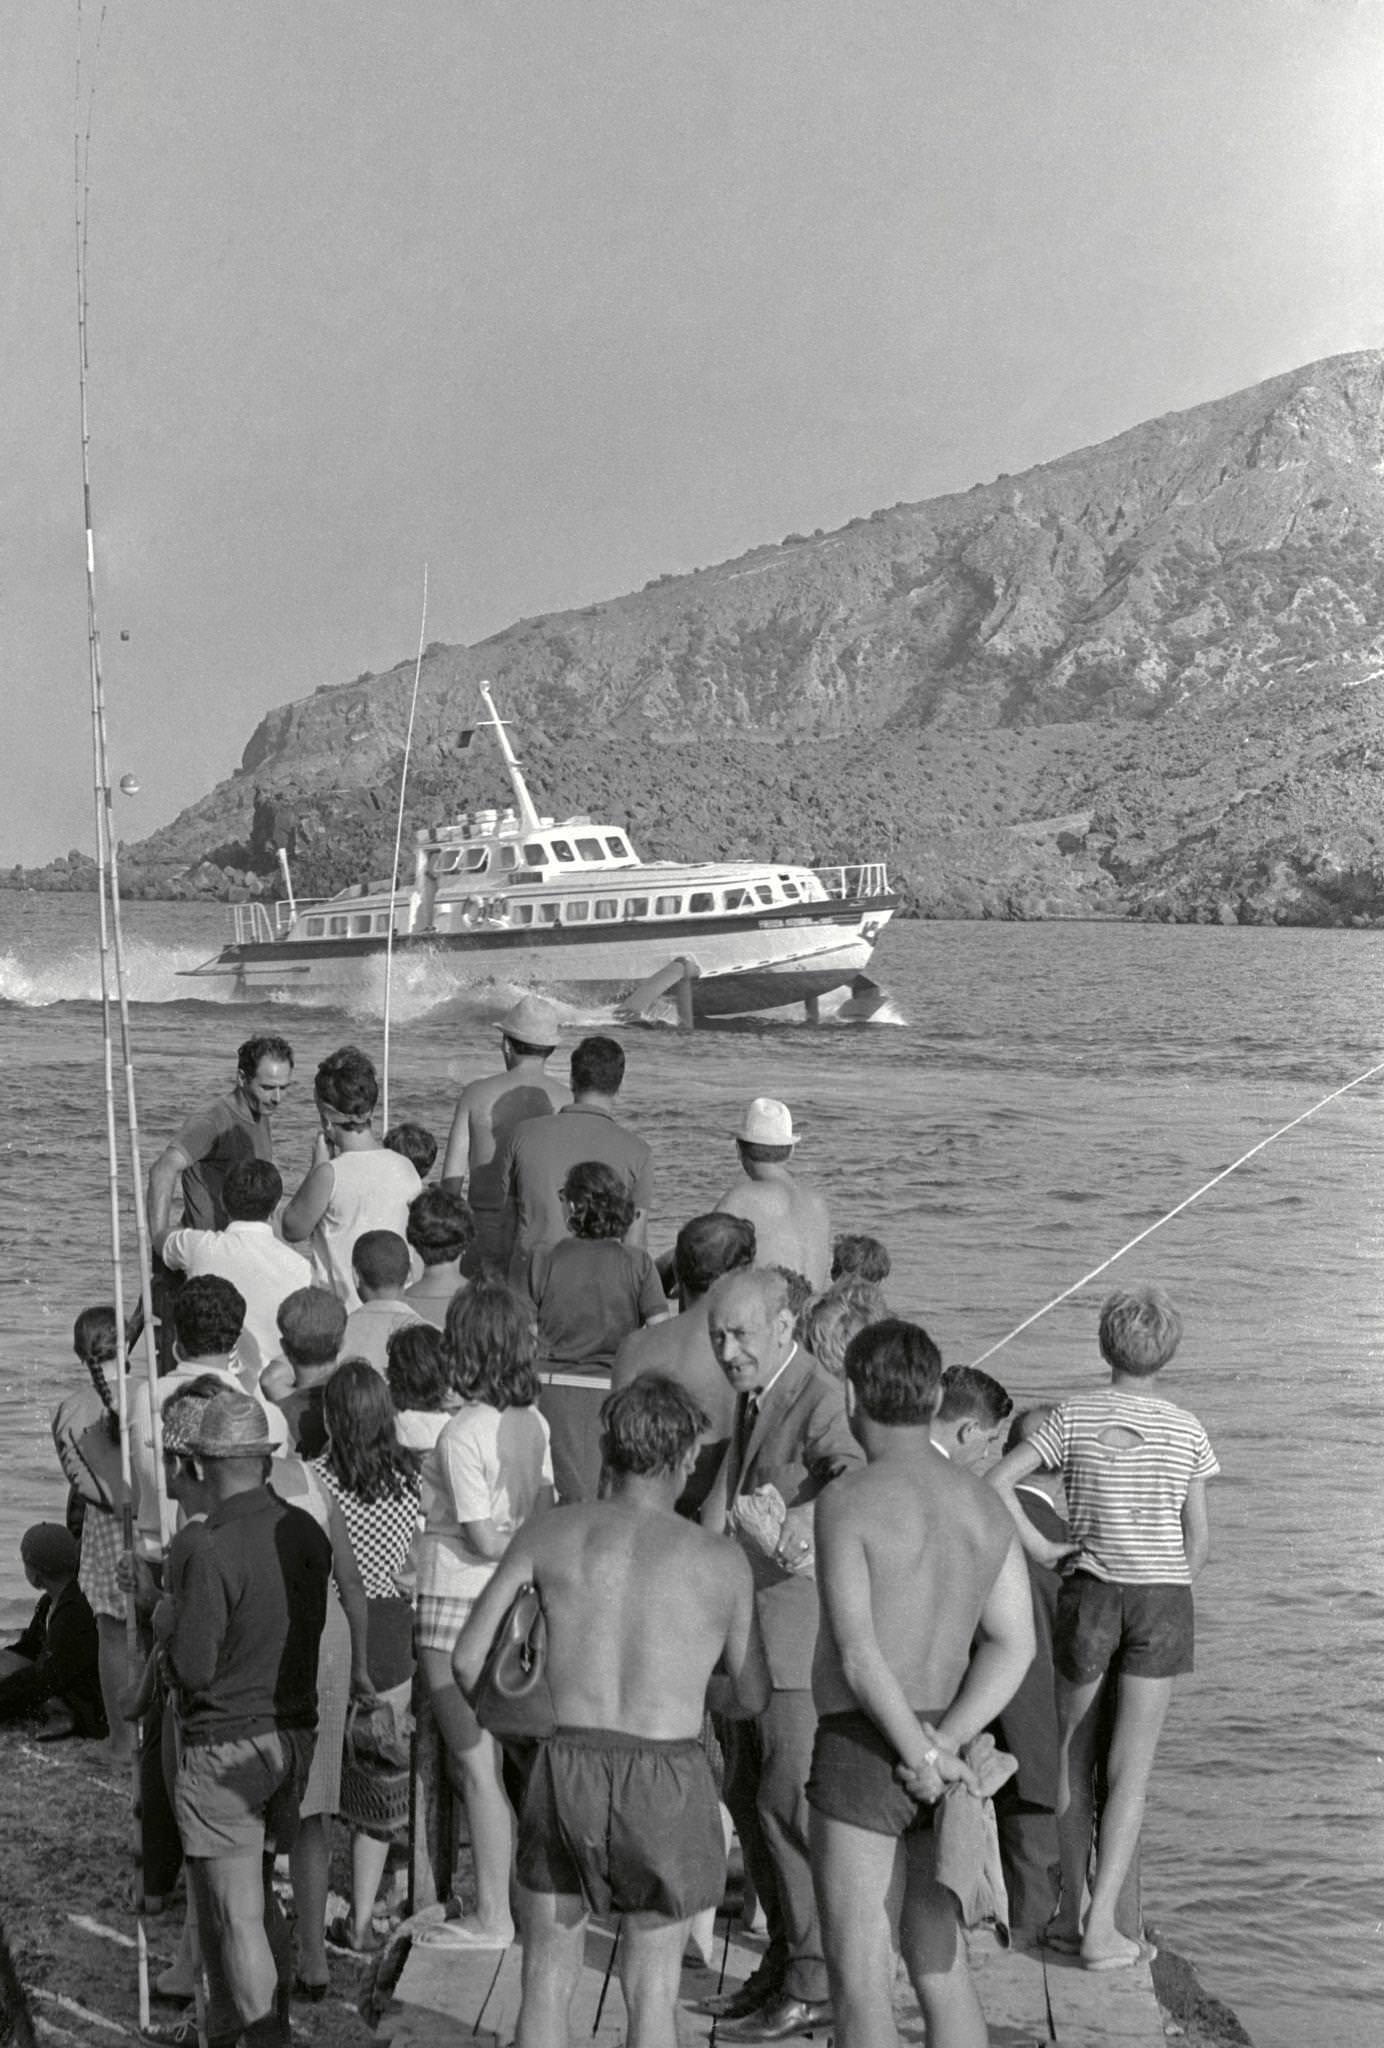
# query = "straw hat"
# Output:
<box><xmin>734</xmin><ymin>1098</ymin><xmax>797</xmax><ymax>1146</ymax></box>
<box><xmin>498</xmin><ymin>995</ymin><xmax>561</xmax><ymax>1047</ymax></box>
<box><xmin>190</xmin><ymin>1389</ymin><xmax>275</xmax><ymax>1460</ymax></box>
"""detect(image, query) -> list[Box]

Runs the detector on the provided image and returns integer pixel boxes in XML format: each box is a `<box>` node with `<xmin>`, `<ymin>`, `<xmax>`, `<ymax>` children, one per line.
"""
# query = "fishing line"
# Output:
<box><xmin>381</xmin><ymin>565</ymin><xmax>429</xmax><ymax>1131</ymax></box>
<box><xmin>969</xmin><ymin>1054</ymin><xmax>1384</xmax><ymax>1369</ymax></box>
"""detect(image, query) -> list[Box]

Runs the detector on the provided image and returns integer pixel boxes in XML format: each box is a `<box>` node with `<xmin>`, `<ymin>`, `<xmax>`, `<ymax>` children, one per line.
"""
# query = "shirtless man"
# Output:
<box><xmin>149</xmin><ymin>1036</ymin><xmax>295</xmax><ymax>1243</ymax></box>
<box><xmin>609</xmin><ymin>1212</ymin><xmax>755</xmax><ymax>1512</ymax></box>
<box><xmin>809</xmin><ymin>1318</ymin><xmax>1035</xmax><ymax>2048</ymax></box>
<box><xmin>439</xmin><ymin>995</ymin><xmax>568</xmax><ymax>1272</ymax></box>
<box><xmin>453</xmin><ymin>1378</ymin><xmax>770</xmax><ymax>2048</ymax></box>
<box><xmin>714</xmin><ymin>1100</ymin><xmax>830</xmax><ymax>1292</ymax></box>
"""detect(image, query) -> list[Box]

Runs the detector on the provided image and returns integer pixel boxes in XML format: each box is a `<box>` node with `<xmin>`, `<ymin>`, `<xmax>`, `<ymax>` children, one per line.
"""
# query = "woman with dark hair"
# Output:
<box><xmin>528</xmin><ymin>1159</ymin><xmax>667</xmax><ymax>1503</ymax></box>
<box><xmin>413</xmin><ymin>1282</ymin><xmax>553</xmax><ymax>1950</ymax></box>
<box><xmin>50</xmin><ymin>1307</ymin><xmax>130</xmax><ymax>1760</ymax></box>
<box><xmin>282</xmin><ymin>1046</ymin><xmax>422</xmax><ymax>1310</ymax></box>
<box><xmin>306</xmin><ymin>1361</ymin><xmax>421</xmax><ymax>1957</ymax></box>
<box><xmin>403</xmin><ymin>1187</ymin><xmax>476</xmax><ymax>1329</ymax></box>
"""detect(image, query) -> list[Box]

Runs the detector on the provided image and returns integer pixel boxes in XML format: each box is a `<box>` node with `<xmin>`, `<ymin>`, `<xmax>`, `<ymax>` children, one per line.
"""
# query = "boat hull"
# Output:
<box><xmin>184</xmin><ymin>899</ymin><xmax>895</xmax><ymax>1019</ymax></box>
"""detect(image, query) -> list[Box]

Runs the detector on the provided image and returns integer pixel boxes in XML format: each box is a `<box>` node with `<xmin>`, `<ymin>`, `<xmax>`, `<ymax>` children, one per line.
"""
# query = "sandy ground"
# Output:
<box><xmin>0</xmin><ymin>1727</ymin><xmax>377</xmax><ymax>2047</ymax></box>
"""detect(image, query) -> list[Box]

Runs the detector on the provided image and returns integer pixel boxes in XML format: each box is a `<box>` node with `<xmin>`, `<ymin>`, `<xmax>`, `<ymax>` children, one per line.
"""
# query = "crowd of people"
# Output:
<box><xmin>11</xmin><ymin>1001</ymin><xmax>1219</xmax><ymax>2048</ymax></box>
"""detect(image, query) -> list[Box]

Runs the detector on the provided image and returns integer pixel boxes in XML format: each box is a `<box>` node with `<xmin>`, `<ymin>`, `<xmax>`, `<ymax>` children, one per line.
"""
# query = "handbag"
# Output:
<box><xmin>469</xmin><ymin>1582</ymin><xmax>555</xmax><ymax>1741</ymax></box>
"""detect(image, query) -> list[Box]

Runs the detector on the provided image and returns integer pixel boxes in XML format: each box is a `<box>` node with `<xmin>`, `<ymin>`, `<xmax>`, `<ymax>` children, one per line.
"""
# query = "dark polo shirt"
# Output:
<box><xmin>174</xmin><ymin>1090</ymin><xmax>275</xmax><ymax>1231</ymax></box>
<box><xmin>501</xmin><ymin>1102</ymin><xmax>655</xmax><ymax>1289</ymax></box>
<box><xmin>166</xmin><ymin>1486</ymin><xmax>330</xmax><ymax>1746</ymax></box>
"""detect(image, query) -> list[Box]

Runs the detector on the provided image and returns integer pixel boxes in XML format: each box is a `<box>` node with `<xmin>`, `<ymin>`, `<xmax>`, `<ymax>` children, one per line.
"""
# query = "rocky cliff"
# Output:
<box><xmin>20</xmin><ymin>349</ymin><xmax>1384</xmax><ymax>922</ymax></box>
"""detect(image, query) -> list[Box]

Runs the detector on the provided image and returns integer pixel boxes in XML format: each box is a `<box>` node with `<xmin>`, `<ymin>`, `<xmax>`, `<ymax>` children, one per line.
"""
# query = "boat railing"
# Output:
<box><xmin>229</xmin><ymin>899</ymin><xmax>306</xmax><ymax>945</ymax></box>
<box><xmin>811</xmin><ymin>862</ymin><xmax>891</xmax><ymax>901</ymax></box>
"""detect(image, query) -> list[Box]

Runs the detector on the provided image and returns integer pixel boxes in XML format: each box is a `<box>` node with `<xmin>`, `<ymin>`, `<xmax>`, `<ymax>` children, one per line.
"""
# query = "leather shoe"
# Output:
<box><xmin>716</xmin><ymin>1994</ymin><xmax>834</xmax><ymax>2041</ymax></box>
<box><xmin>699</xmin><ymin>1975</ymin><xmax>779</xmax><ymax>2020</ymax></box>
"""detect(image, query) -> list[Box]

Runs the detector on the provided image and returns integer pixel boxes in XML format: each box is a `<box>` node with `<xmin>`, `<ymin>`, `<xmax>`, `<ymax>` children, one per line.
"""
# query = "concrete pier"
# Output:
<box><xmin>374</xmin><ymin>1915</ymin><xmax>1169</xmax><ymax>2046</ymax></box>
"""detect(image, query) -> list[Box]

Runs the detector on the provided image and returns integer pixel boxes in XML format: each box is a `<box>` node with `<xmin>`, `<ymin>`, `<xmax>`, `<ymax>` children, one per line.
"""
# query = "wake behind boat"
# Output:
<box><xmin>182</xmin><ymin>687</ymin><xmax>898</xmax><ymax>1022</ymax></box>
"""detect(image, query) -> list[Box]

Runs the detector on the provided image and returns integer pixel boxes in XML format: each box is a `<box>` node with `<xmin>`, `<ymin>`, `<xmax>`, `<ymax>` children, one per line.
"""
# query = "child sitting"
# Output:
<box><xmin>990</xmin><ymin>1285</ymin><xmax>1219</xmax><ymax>1971</ymax></box>
<box><xmin>0</xmin><ymin>1524</ymin><xmax>106</xmax><ymax>1738</ymax></box>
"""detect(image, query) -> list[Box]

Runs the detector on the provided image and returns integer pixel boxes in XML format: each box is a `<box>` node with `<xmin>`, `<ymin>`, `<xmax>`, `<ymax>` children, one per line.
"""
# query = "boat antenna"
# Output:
<box><xmin>75</xmin><ymin>9</ymin><xmax>165</xmax><ymax>2027</ymax></box>
<box><xmin>381</xmin><ymin>565</ymin><xmax>428</xmax><ymax>1130</ymax></box>
<box><xmin>479</xmin><ymin>680</ymin><xmax>542</xmax><ymax>834</ymax></box>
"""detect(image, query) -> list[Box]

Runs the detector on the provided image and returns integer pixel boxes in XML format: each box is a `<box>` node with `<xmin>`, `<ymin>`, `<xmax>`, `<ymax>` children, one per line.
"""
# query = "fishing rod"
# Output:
<box><xmin>969</xmin><ymin>1053</ymin><xmax>1384</xmax><ymax>1370</ymax></box>
<box><xmin>74</xmin><ymin>8</ymin><xmax>168</xmax><ymax>2032</ymax></box>
<box><xmin>380</xmin><ymin>566</ymin><xmax>429</xmax><ymax>1131</ymax></box>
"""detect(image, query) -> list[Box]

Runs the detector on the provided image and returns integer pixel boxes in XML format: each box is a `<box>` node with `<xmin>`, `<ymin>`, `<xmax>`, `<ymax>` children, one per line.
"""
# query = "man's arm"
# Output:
<box><xmin>149</xmin><ymin>1144</ymin><xmax>193</xmax><ymax>1250</ymax></box>
<box><xmin>323</xmin><ymin>1495</ymin><xmax>375</xmax><ymax>1700</ymax></box>
<box><xmin>451</xmin><ymin>1527</ymin><xmax>539</xmax><ymax>1697</ymax></box>
<box><xmin>1181</xmin><ymin>1476</ymin><xmax>1211</xmax><ymax>1581</ymax></box>
<box><xmin>814</xmin><ymin>1487</ymin><xmax>976</xmax><ymax>1794</ymax></box>
<box><xmin>929</xmin><ymin>1535</ymin><xmax>1036</xmax><ymax>1757</ymax></box>
<box><xmin>988</xmin><ymin>1442</ymin><xmax>1073</xmax><ymax>1570</ymax></box>
<box><xmin>802</xmin><ymin>1383</ymin><xmax>865</xmax><ymax>1488</ymax></box>
<box><xmin>712</xmin><ymin>1551</ymin><xmax>771</xmax><ymax>1719</ymax></box>
<box><xmin>439</xmin><ymin>1089</ymin><xmax>473</xmax><ymax>1198</ymax></box>
<box><xmin>165</xmin><ymin>1542</ymin><xmax>231</xmax><ymax>1697</ymax></box>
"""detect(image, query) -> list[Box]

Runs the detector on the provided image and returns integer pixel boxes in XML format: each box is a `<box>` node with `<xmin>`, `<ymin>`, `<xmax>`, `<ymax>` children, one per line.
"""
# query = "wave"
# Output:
<box><xmin>0</xmin><ymin>942</ymin><xmax>236</xmax><ymax>1009</ymax></box>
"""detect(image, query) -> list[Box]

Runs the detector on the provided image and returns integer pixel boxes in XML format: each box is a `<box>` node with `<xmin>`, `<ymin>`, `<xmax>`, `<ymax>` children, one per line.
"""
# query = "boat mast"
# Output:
<box><xmin>479</xmin><ymin>680</ymin><xmax>542</xmax><ymax>833</ymax></box>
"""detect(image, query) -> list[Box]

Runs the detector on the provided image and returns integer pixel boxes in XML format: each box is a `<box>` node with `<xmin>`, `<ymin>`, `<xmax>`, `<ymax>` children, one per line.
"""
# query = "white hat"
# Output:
<box><xmin>497</xmin><ymin>995</ymin><xmax>561</xmax><ymax>1047</ymax></box>
<box><xmin>735</xmin><ymin>1097</ymin><xmax>796</xmax><ymax>1146</ymax></box>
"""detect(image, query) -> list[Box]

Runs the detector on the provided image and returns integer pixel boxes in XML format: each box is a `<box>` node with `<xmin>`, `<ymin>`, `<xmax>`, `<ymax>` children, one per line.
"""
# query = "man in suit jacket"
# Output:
<box><xmin>701</xmin><ymin>1268</ymin><xmax>861</xmax><ymax>2041</ymax></box>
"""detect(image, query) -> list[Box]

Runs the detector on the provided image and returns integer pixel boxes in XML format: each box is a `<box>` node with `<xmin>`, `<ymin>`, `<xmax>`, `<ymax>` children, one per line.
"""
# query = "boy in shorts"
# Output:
<box><xmin>989</xmin><ymin>1284</ymin><xmax>1219</xmax><ymax>1970</ymax></box>
<box><xmin>808</xmin><ymin>1320</ymin><xmax>1034</xmax><ymax>2048</ymax></box>
<box><xmin>453</xmin><ymin>1377</ymin><xmax>769</xmax><ymax>2048</ymax></box>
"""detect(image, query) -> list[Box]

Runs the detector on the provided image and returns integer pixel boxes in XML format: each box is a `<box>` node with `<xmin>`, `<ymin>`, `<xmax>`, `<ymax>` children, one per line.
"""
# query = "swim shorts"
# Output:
<box><xmin>517</xmin><ymin>1725</ymin><xmax>725</xmax><ymax>1919</ymax></box>
<box><xmin>174</xmin><ymin>1727</ymin><xmax>315</xmax><ymax>1859</ymax></box>
<box><xmin>805</xmin><ymin>1709</ymin><xmax>942</xmax><ymax>1837</ymax></box>
<box><xmin>1053</xmin><ymin>1572</ymin><xmax>1194</xmax><ymax>1683</ymax></box>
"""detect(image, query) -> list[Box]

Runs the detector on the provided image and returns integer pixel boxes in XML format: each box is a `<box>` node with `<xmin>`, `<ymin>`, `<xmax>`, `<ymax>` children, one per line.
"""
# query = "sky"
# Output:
<box><xmin>4</xmin><ymin>0</ymin><xmax>1384</xmax><ymax>866</ymax></box>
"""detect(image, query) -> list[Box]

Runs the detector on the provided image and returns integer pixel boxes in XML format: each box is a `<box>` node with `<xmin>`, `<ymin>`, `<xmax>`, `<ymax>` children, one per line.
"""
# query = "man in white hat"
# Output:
<box><xmin>715</xmin><ymin>1098</ymin><xmax>831</xmax><ymax>1292</ymax></box>
<box><xmin>439</xmin><ymin>995</ymin><xmax>569</xmax><ymax>1273</ymax></box>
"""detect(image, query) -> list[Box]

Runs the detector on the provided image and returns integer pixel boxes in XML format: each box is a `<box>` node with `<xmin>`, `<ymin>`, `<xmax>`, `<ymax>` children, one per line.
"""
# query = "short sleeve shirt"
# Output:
<box><xmin>173</xmin><ymin>1092</ymin><xmax>274</xmax><ymax>1231</ymax></box>
<box><xmin>529</xmin><ymin>1238</ymin><xmax>667</xmax><ymax>1369</ymax></box>
<box><xmin>502</xmin><ymin>1105</ymin><xmax>654</xmax><ymax>1280</ymax></box>
<box><xmin>419</xmin><ymin>1401</ymin><xmax>552</xmax><ymax>1599</ymax></box>
<box><xmin>1029</xmin><ymin>1391</ymin><xmax>1219</xmax><ymax>1584</ymax></box>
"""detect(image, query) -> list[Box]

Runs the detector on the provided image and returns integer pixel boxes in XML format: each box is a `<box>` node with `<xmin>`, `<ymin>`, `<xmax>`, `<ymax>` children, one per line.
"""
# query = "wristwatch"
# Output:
<box><xmin>919</xmin><ymin>1746</ymin><xmax>940</xmax><ymax>1769</ymax></box>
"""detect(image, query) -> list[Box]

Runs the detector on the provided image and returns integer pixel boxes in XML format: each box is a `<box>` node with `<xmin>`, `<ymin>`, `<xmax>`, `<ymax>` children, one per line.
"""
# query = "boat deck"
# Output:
<box><xmin>374</xmin><ymin>1914</ymin><xmax>1168</xmax><ymax>2046</ymax></box>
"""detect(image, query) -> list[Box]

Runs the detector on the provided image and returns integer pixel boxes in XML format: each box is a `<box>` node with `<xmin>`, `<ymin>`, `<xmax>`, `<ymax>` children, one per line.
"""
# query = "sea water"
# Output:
<box><xmin>0</xmin><ymin>892</ymin><xmax>1379</xmax><ymax>2047</ymax></box>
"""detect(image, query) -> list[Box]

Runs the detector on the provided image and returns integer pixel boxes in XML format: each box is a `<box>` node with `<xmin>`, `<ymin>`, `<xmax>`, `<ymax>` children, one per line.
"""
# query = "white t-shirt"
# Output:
<box><xmin>418</xmin><ymin>1400</ymin><xmax>552</xmax><ymax>1601</ymax></box>
<box><xmin>161</xmin><ymin>1221</ymin><xmax>311</xmax><ymax>1381</ymax></box>
<box><xmin>308</xmin><ymin>1150</ymin><xmax>422</xmax><ymax>1309</ymax></box>
<box><xmin>341</xmin><ymin>1298</ymin><xmax>425</xmax><ymax>1376</ymax></box>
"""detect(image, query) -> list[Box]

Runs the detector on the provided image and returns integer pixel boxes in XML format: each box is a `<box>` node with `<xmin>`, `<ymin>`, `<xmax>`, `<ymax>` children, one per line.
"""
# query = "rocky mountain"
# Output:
<box><xmin>22</xmin><ymin>348</ymin><xmax>1384</xmax><ymax>922</ymax></box>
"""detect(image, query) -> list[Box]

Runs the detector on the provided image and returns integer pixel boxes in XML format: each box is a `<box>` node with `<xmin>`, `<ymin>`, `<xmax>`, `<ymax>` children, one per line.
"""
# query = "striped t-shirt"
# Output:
<box><xmin>1028</xmin><ymin>1391</ymin><xmax>1219</xmax><ymax>1585</ymax></box>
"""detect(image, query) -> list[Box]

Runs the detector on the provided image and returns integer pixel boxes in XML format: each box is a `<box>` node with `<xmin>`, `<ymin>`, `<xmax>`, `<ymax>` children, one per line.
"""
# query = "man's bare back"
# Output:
<box><xmin>611</xmin><ymin>1307</ymin><xmax>736</xmax><ymax>1442</ymax></box>
<box><xmin>814</xmin><ymin>1452</ymin><xmax>1021</xmax><ymax>1719</ymax></box>
<box><xmin>715</xmin><ymin>1169</ymin><xmax>830</xmax><ymax>1291</ymax></box>
<box><xmin>441</xmin><ymin>1067</ymin><xmax>569</xmax><ymax>1211</ymax></box>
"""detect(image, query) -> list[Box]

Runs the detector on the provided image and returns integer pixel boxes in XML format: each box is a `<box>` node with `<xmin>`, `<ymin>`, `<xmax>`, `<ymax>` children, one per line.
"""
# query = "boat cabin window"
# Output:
<box><xmin>551</xmin><ymin>840</ymin><xmax>575</xmax><ymax>864</ymax></box>
<box><xmin>523</xmin><ymin>843</ymin><xmax>549</xmax><ymax>865</ymax></box>
<box><xmin>655</xmin><ymin>894</ymin><xmax>682</xmax><ymax>916</ymax></box>
<box><xmin>374</xmin><ymin>913</ymin><xmax>392</xmax><ymax>933</ymax></box>
<box><xmin>539</xmin><ymin>903</ymin><xmax>561</xmax><ymax>924</ymax></box>
<box><xmin>623</xmin><ymin>897</ymin><xmax>649</xmax><ymax>920</ymax></box>
<box><xmin>594</xmin><ymin>899</ymin><xmax>619</xmax><ymax>920</ymax></box>
<box><xmin>565</xmin><ymin>901</ymin><xmax>590</xmax><ymax>922</ymax></box>
<box><xmin>328</xmin><ymin>914</ymin><xmax>349</xmax><ymax>937</ymax></box>
<box><xmin>305</xmin><ymin>916</ymin><xmax>325</xmax><ymax>937</ymax></box>
<box><xmin>689</xmin><ymin>891</ymin><xmax>714</xmax><ymax>914</ymax></box>
<box><xmin>605</xmin><ymin>836</ymin><xmax>629</xmax><ymax>859</ymax></box>
<box><xmin>576</xmin><ymin>837</ymin><xmax>603</xmax><ymax>862</ymax></box>
<box><xmin>780</xmin><ymin>880</ymin><xmax>800</xmax><ymax>899</ymax></box>
<box><xmin>755</xmin><ymin>884</ymin><xmax>774</xmax><ymax>904</ymax></box>
<box><xmin>463</xmin><ymin>848</ymin><xmax>488</xmax><ymax>873</ymax></box>
<box><xmin>499</xmin><ymin>845</ymin><xmax>519</xmax><ymax>870</ymax></box>
<box><xmin>511</xmin><ymin>903</ymin><xmax>535</xmax><ymax>926</ymax></box>
<box><xmin>350</xmin><ymin>913</ymin><xmax>373</xmax><ymax>936</ymax></box>
<box><xmin>724</xmin><ymin>887</ymin><xmax>751</xmax><ymax>910</ymax></box>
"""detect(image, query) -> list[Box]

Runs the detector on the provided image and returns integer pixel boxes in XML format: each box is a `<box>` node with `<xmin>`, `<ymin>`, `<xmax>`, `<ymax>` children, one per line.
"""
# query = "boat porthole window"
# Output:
<box><xmin>565</xmin><ymin>900</ymin><xmax>590</xmax><ymax>922</ymax></box>
<box><xmin>305</xmin><ymin>916</ymin><xmax>324</xmax><ymax>937</ymax></box>
<box><xmin>351</xmin><ymin>913</ymin><xmax>372</xmax><ymax>935</ymax></box>
<box><xmin>576</xmin><ymin>837</ymin><xmax>603</xmax><ymax>862</ymax></box>
<box><xmin>689</xmin><ymin>891</ymin><xmax>714</xmax><ymax>914</ymax></box>
<box><xmin>500</xmin><ymin>845</ymin><xmax>518</xmax><ymax>869</ymax></box>
<box><xmin>623</xmin><ymin>897</ymin><xmax>649</xmax><ymax>920</ymax></box>
<box><xmin>328</xmin><ymin>915</ymin><xmax>348</xmax><ymax>936</ymax></box>
<box><xmin>551</xmin><ymin>840</ymin><xmax>575</xmax><ymax>863</ymax></box>
<box><xmin>724</xmin><ymin>888</ymin><xmax>750</xmax><ymax>910</ymax></box>
<box><xmin>374</xmin><ymin>913</ymin><xmax>391</xmax><ymax>933</ymax></box>
<box><xmin>523</xmin><ymin>843</ymin><xmax>549</xmax><ymax>865</ymax></box>
<box><xmin>539</xmin><ymin>903</ymin><xmax>561</xmax><ymax>924</ymax></box>
<box><xmin>605</xmin><ymin>836</ymin><xmax>629</xmax><ymax>859</ymax></box>
<box><xmin>512</xmin><ymin>904</ymin><xmax>534</xmax><ymax>925</ymax></box>
<box><xmin>781</xmin><ymin>881</ymin><xmax>800</xmax><ymax>899</ymax></box>
<box><xmin>464</xmin><ymin>848</ymin><xmax>488</xmax><ymax>872</ymax></box>
<box><xmin>755</xmin><ymin>884</ymin><xmax>773</xmax><ymax>904</ymax></box>
<box><xmin>594</xmin><ymin>899</ymin><xmax>618</xmax><ymax>920</ymax></box>
<box><xmin>440</xmin><ymin>850</ymin><xmax>462</xmax><ymax>873</ymax></box>
<box><xmin>655</xmin><ymin>894</ymin><xmax>682</xmax><ymax>916</ymax></box>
